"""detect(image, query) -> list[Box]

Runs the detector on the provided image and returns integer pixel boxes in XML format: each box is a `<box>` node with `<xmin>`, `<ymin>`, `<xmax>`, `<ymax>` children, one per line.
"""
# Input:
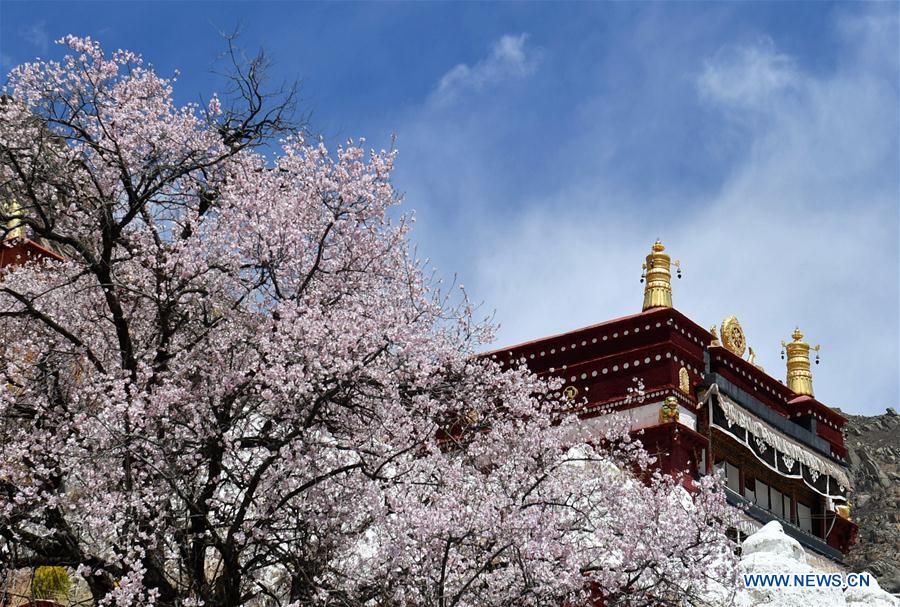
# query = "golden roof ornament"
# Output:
<box><xmin>747</xmin><ymin>346</ymin><xmax>764</xmax><ymax>372</ymax></box>
<box><xmin>781</xmin><ymin>327</ymin><xmax>820</xmax><ymax>397</ymax></box>
<box><xmin>640</xmin><ymin>240</ymin><xmax>680</xmax><ymax>311</ymax></box>
<box><xmin>720</xmin><ymin>315</ymin><xmax>746</xmax><ymax>357</ymax></box>
<box><xmin>709</xmin><ymin>324</ymin><xmax>722</xmax><ymax>347</ymax></box>
<box><xmin>659</xmin><ymin>396</ymin><xmax>680</xmax><ymax>424</ymax></box>
<box><xmin>836</xmin><ymin>502</ymin><xmax>851</xmax><ymax>521</ymax></box>
<box><xmin>678</xmin><ymin>366</ymin><xmax>690</xmax><ymax>394</ymax></box>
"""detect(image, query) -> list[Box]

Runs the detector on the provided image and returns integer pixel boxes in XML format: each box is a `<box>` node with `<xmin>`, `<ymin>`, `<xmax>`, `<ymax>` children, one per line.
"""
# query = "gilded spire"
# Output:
<box><xmin>781</xmin><ymin>327</ymin><xmax>820</xmax><ymax>397</ymax></box>
<box><xmin>3</xmin><ymin>200</ymin><xmax>26</xmax><ymax>240</ymax></box>
<box><xmin>641</xmin><ymin>240</ymin><xmax>679</xmax><ymax>311</ymax></box>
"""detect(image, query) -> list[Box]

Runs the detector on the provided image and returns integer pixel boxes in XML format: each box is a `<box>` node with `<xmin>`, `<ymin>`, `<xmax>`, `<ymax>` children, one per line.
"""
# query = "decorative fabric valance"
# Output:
<box><xmin>701</xmin><ymin>385</ymin><xmax>850</xmax><ymax>499</ymax></box>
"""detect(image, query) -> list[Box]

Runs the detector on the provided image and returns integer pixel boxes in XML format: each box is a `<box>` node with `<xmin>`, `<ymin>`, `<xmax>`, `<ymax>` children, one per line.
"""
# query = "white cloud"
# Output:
<box><xmin>473</xmin><ymin>29</ymin><xmax>896</xmax><ymax>414</ymax></box>
<box><xmin>698</xmin><ymin>37</ymin><xmax>800</xmax><ymax>110</ymax></box>
<box><xmin>431</xmin><ymin>34</ymin><xmax>537</xmax><ymax>105</ymax></box>
<box><xmin>19</xmin><ymin>21</ymin><xmax>49</xmax><ymax>55</ymax></box>
<box><xmin>392</xmin><ymin>12</ymin><xmax>898</xmax><ymax>415</ymax></box>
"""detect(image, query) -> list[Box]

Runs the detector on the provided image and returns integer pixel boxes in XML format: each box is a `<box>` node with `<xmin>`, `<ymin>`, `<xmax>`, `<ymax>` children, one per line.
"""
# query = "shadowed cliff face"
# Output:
<box><xmin>841</xmin><ymin>408</ymin><xmax>900</xmax><ymax>594</ymax></box>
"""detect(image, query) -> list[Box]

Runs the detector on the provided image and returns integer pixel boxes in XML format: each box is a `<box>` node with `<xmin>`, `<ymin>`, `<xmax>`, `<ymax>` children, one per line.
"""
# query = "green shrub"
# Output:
<box><xmin>31</xmin><ymin>566</ymin><xmax>70</xmax><ymax>602</ymax></box>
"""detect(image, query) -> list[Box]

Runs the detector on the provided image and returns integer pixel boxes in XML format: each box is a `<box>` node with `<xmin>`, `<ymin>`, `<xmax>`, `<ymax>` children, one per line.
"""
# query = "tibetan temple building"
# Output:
<box><xmin>486</xmin><ymin>240</ymin><xmax>857</xmax><ymax>562</ymax></box>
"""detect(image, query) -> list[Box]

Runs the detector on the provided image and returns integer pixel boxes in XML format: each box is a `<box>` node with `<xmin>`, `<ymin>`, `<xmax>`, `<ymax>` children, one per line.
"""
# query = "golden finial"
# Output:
<box><xmin>709</xmin><ymin>325</ymin><xmax>722</xmax><ymax>347</ymax></box>
<box><xmin>640</xmin><ymin>240</ymin><xmax>680</xmax><ymax>311</ymax></box>
<box><xmin>3</xmin><ymin>200</ymin><xmax>26</xmax><ymax>240</ymax></box>
<box><xmin>781</xmin><ymin>327</ymin><xmax>820</xmax><ymax>397</ymax></box>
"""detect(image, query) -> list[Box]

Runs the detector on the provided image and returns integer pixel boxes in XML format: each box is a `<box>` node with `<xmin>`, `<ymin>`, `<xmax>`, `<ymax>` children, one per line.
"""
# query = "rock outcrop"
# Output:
<box><xmin>841</xmin><ymin>407</ymin><xmax>900</xmax><ymax>594</ymax></box>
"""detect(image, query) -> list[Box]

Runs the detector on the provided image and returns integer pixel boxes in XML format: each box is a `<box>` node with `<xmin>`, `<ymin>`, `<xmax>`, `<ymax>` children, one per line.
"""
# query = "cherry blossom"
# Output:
<box><xmin>0</xmin><ymin>37</ymin><xmax>740</xmax><ymax>607</ymax></box>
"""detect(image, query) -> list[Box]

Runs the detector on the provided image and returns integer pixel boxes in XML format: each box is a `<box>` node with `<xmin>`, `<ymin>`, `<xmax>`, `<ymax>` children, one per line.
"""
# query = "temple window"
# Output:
<box><xmin>746</xmin><ymin>478</ymin><xmax>798</xmax><ymax>526</ymax></box>
<box><xmin>725</xmin><ymin>461</ymin><xmax>741</xmax><ymax>493</ymax></box>
<box><xmin>797</xmin><ymin>502</ymin><xmax>813</xmax><ymax>534</ymax></box>
<box><xmin>771</xmin><ymin>487</ymin><xmax>785</xmax><ymax>519</ymax></box>
<box><xmin>755</xmin><ymin>479</ymin><xmax>771</xmax><ymax>510</ymax></box>
<box><xmin>744</xmin><ymin>477</ymin><xmax>756</xmax><ymax>502</ymax></box>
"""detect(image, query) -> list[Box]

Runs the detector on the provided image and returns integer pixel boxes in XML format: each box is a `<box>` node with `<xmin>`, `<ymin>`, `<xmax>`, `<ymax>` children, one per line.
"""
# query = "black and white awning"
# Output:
<box><xmin>703</xmin><ymin>385</ymin><xmax>850</xmax><ymax>500</ymax></box>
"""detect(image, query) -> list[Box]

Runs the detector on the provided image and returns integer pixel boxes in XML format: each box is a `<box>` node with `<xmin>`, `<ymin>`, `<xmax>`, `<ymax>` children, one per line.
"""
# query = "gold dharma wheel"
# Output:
<box><xmin>721</xmin><ymin>315</ymin><xmax>746</xmax><ymax>357</ymax></box>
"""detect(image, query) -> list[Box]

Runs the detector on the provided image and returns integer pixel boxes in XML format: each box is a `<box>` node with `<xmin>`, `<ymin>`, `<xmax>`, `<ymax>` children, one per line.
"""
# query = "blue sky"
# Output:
<box><xmin>2</xmin><ymin>2</ymin><xmax>898</xmax><ymax>415</ymax></box>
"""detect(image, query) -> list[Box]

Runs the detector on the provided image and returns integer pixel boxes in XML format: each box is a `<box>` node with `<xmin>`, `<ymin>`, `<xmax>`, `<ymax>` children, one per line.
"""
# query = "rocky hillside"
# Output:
<box><xmin>841</xmin><ymin>407</ymin><xmax>900</xmax><ymax>594</ymax></box>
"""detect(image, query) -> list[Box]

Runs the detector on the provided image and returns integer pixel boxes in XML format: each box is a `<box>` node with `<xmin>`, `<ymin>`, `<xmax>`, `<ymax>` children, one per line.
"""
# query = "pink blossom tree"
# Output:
<box><xmin>0</xmin><ymin>37</ymin><xmax>740</xmax><ymax>607</ymax></box>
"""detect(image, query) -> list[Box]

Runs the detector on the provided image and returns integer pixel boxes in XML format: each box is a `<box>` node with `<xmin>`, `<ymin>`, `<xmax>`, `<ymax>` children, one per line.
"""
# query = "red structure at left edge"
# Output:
<box><xmin>1</xmin><ymin>201</ymin><xmax>66</xmax><ymax>269</ymax></box>
<box><xmin>485</xmin><ymin>240</ymin><xmax>857</xmax><ymax>564</ymax></box>
<box><xmin>0</xmin><ymin>238</ymin><xmax>65</xmax><ymax>269</ymax></box>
